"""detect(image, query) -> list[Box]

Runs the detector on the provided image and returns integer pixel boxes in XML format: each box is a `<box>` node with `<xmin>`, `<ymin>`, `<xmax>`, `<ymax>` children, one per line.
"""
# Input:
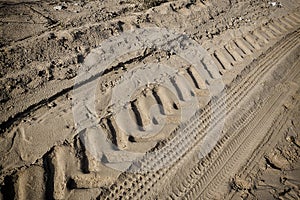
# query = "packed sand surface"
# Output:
<box><xmin>1</xmin><ymin>0</ymin><xmax>300</xmax><ymax>199</ymax></box>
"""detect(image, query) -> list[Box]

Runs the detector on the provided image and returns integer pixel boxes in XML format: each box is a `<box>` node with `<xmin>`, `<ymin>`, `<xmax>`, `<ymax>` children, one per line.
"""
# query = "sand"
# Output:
<box><xmin>0</xmin><ymin>0</ymin><xmax>300</xmax><ymax>199</ymax></box>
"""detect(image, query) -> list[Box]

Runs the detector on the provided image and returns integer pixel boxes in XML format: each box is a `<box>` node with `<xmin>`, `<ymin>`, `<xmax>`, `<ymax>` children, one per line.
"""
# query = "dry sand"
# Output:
<box><xmin>0</xmin><ymin>0</ymin><xmax>300</xmax><ymax>199</ymax></box>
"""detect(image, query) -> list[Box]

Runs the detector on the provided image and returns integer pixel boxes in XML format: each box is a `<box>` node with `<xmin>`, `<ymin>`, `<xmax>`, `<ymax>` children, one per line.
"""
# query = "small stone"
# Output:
<box><xmin>54</xmin><ymin>6</ymin><xmax>62</xmax><ymax>11</ymax></box>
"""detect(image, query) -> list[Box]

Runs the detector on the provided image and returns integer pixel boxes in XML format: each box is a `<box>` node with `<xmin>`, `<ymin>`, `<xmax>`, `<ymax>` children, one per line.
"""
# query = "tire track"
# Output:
<box><xmin>43</xmin><ymin>28</ymin><xmax>298</xmax><ymax>198</ymax></box>
<box><xmin>166</xmin><ymin>46</ymin><xmax>299</xmax><ymax>199</ymax></box>
<box><xmin>1</xmin><ymin>3</ymin><xmax>300</xmax><ymax>200</ymax></box>
<box><xmin>99</xmin><ymin>12</ymin><xmax>300</xmax><ymax>147</ymax></box>
<box><xmin>1</xmin><ymin>10</ymin><xmax>299</xmax><ymax>200</ymax></box>
<box><xmin>225</xmin><ymin>101</ymin><xmax>296</xmax><ymax>200</ymax></box>
<box><xmin>194</xmin><ymin>62</ymin><xmax>300</xmax><ymax>200</ymax></box>
<box><xmin>101</xmin><ymin>27</ymin><xmax>300</xmax><ymax>200</ymax></box>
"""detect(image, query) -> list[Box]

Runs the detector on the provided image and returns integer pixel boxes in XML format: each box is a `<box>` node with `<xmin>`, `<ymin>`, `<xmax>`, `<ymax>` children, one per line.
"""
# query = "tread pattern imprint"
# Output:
<box><xmin>0</xmin><ymin>1</ymin><xmax>300</xmax><ymax>200</ymax></box>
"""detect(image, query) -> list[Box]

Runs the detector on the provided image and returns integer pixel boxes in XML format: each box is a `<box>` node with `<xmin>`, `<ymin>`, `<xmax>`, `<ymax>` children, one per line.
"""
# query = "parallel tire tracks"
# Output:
<box><xmin>101</xmin><ymin>23</ymin><xmax>300</xmax><ymax>200</ymax></box>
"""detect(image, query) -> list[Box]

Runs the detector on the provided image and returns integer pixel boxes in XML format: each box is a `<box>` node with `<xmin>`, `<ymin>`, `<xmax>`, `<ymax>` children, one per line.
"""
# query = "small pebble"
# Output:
<box><xmin>54</xmin><ymin>6</ymin><xmax>62</xmax><ymax>11</ymax></box>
